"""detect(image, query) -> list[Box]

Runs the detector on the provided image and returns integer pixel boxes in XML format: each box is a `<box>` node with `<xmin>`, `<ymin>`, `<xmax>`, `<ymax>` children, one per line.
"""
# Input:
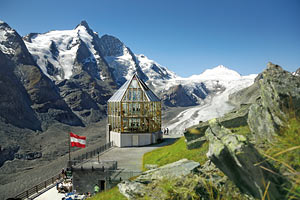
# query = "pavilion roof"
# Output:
<box><xmin>108</xmin><ymin>74</ymin><xmax>160</xmax><ymax>102</ymax></box>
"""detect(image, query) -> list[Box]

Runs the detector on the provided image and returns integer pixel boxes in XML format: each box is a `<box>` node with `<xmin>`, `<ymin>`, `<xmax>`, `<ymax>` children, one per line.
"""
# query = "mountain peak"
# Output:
<box><xmin>75</xmin><ymin>20</ymin><xmax>90</xmax><ymax>29</ymax></box>
<box><xmin>188</xmin><ymin>65</ymin><xmax>241</xmax><ymax>80</ymax></box>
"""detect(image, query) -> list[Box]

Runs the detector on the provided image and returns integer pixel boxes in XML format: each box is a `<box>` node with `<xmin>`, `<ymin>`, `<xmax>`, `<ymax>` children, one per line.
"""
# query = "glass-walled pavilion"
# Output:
<box><xmin>108</xmin><ymin>74</ymin><xmax>161</xmax><ymax>134</ymax></box>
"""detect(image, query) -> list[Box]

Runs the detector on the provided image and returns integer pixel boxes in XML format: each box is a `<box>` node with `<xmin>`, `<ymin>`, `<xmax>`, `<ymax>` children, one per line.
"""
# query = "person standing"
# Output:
<box><xmin>94</xmin><ymin>184</ymin><xmax>100</xmax><ymax>194</ymax></box>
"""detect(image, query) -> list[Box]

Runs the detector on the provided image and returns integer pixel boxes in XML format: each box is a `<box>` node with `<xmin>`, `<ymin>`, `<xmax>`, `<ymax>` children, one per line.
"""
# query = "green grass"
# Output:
<box><xmin>88</xmin><ymin>187</ymin><xmax>127</xmax><ymax>200</ymax></box>
<box><xmin>229</xmin><ymin>125</ymin><xmax>251</xmax><ymax>137</ymax></box>
<box><xmin>265</xmin><ymin>116</ymin><xmax>300</xmax><ymax>199</ymax></box>
<box><xmin>142</xmin><ymin>137</ymin><xmax>208</xmax><ymax>171</ymax></box>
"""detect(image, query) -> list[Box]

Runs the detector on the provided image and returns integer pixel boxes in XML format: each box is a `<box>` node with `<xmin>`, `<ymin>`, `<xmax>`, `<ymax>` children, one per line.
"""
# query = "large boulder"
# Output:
<box><xmin>205</xmin><ymin>119</ymin><xmax>287</xmax><ymax>199</ymax></box>
<box><xmin>184</xmin><ymin>122</ymin><xmax>209</xmax><ymax>149</ymax></box>
<box><xmin>247</xmin><ymin>63</ymin><xmax>300</xmax><ymax>142</ymax></box>
<box><xmin>118</xmin><ymin>159</ymin><xmax>200</xmax><ymax>200</ymax></box>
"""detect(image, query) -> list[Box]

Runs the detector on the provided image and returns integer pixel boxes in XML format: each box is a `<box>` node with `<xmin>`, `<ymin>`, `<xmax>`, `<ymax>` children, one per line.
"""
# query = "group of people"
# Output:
<box><xmin>57</xmin><ymin>168</ymin><xmax>101</xmax><ymax>198</ymax></box>
<box><xmin>57</xmin><ymin>168</ymin><xmax>73</xmax><ymax>193</ymax></box>
<box><xmin>163</xmin><ymin>127</ymin><xmax>169</xmax><ymax>135</ymax></box>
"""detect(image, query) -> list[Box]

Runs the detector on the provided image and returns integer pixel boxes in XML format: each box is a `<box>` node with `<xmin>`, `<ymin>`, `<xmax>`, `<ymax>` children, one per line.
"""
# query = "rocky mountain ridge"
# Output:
<box><xmin>23</xmin><ymin>20</ymin><xmax>256</xmax><ymax>108</ymax></box>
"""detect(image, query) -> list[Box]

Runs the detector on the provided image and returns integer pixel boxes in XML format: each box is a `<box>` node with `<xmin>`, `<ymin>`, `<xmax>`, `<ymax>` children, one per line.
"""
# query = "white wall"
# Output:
<box><xmin>110</xmin><ymin>131</ymin><xmax>162</xmax><ymax>147</ymax></box>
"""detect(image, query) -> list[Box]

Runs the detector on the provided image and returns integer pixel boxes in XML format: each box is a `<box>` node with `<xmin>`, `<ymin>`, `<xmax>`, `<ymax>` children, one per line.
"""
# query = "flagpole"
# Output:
<box><xmin>69</xmin><ymin>132</ymin><xmax>71</xmax><ymax>161</ymax></box>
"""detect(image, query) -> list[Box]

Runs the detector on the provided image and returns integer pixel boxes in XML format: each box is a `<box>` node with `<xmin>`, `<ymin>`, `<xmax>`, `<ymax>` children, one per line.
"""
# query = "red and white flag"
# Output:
<box><xmin>70</xmin><ymin>132</ymin><xmax>86</xmax><ymax>148</ymax></box>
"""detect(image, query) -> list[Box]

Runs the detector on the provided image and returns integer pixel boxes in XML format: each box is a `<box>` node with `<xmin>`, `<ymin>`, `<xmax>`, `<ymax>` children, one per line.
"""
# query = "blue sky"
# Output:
<box><xmin>1</xmin><ymin>0</ymin><xmax>299</xmax><ymax>77</ymax></box>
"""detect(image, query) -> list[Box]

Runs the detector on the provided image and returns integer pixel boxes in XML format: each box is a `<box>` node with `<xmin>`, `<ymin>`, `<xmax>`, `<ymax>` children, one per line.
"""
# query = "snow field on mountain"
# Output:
<box><xmin>136</xmin><ymin>54</ymin><xmax>178</xmax><ymax>81</ymax></box>
<box><xmin>0</xmin><ymin>22</ymin><xmax>16</xmax><ymax>54</ymax></box>
<box><xmin>25</xmin><ymin>25</ymin><xmax>101</xmax><ymax>80</ymax></box>
<box><xmin>164</xmin><ymin>74</ymin><xmax>256</xmax><ymax>135</ymax></box>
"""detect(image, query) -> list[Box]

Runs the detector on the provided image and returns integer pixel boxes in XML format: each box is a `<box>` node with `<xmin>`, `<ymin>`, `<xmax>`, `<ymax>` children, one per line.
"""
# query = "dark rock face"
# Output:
<box><xmin>0</xmin><ymin>146</ymin><xmax>19</xmax><ymax>167</ymax></box>
<box><xmin>58</xmin><ymin>71</ymin><xmax>112</xmax><ymax>124</ymax></box>
<box><xmin>0</xmin><ymin>20</ymin><xmax>83</xmax><ymax>128</ymax></box>
<box><xmin>98</xmin><ymin>34</ymin><xmax>150</xmax><ymax>84</ymax></box>
<box><xmin>99</xmin><ymin>34</ymin><xmax>126</xmax><ymax>57</ymax></box>
<box><xmin>0</xmin><ymin>51</ymin><xmax>41</xmax><ymax>130</ymax></box>
<box><xmin>162</xmin><ymin>84</ymin><xmax>198</xmax><ymax>107</ymax></box>
<box><xmin>205</xmin><ymin>119</ymin><xmax>287</xmax><ymax>200</ymax></box>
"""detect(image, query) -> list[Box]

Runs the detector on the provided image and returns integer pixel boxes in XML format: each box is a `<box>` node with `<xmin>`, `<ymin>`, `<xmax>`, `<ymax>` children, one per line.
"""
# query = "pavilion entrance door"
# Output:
<box><xmin>132</xmin><ymin>135</ymin><xmax>139</xmax><ymax>146</ymax></box>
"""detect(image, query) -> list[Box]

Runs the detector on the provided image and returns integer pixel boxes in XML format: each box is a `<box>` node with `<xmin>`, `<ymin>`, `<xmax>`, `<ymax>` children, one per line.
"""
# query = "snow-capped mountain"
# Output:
<box><xmin>24</xmin><ymin>22</ymin><xmax>178</xmax><ymax>87</ymax></box>
<box><xmin>1</xmin><ymin>19</ymin><xmax>257</xmax><ymax>122</ymax></box>
<box><xmin>0</xmin><ymin>20</ymin><xmax>83</xmax><ymax>130</ymax></box>
<box><xmin>23</xmin><ymin>20</ymin><xmax>256</xmax><ymax>107</ymax></box>
<box><xmin>24</xmin><ymin>21</ymin><xmax>113</xmax><ymax>81</ymax></box>
<box><xmin>188</xmin><ymin>65</ymin><xmax>241</xmax><ymax>80</ymax></box>
<box><xmin>148</xmin><ymin>64</ymin><xmax>256</xmax><ymax>107</ymax></box>
<box><xmin>99</xmin><ymin>34</ymin><xmax>178</xmax><ymax>85</ymax></box>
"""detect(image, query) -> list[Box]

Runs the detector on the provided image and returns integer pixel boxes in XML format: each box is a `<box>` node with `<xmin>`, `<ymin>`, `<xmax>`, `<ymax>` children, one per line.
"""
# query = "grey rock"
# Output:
<box><xmin>228</xmin><ymin>81</ymin><xmax>260</xmax><ymax>107</ymax></box>
<box><xmin>205</xmin><ymin>119</ymin><xmax>287</xmax><ymax>200</ymax></box>
<box><xmin>184</xmin><ymin>121</ymin><xmax>209</xmax><ymax>150</ymax></box>
<box><xmin>137</xmin><ymin>159</ymin><xmax>200</xmax><ymax>181</ymax></box>
<box><xmin>247</xmin><ymin>63</ymin><xmax>300</xmax><ymax>142</ymax></box>
<box><xmin>118</xmin><ymin>159</ymin><xmax>200</xmax><ymax>199</ymax></box>
<box><xmin>144</xmin><ymin>164</ymin><xmax>158</xmax><ymax>170</ymax></box>
<box><xmin>184</xmin><ymin>104</ymin><xmax>249</xmax><ymax>149</ymax></box>
<box><xmin>118</xmin><ymin>181</ymin><xmax>147</xmax><ymax>200</ymax></box>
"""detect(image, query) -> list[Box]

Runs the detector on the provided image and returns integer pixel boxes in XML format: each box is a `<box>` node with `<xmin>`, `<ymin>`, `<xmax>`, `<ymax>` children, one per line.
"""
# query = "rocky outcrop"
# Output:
<box><xmin>118</xmin><ymin>159</ymin><xmax>200</xmax><ymax>199</ymax></box>
<box><xmin>118</xmin><ymin>159</ymin><xmax>250</xmax><ymax>200</ymax></box>
<box><xmin>184</xmin><ymin>122</ymin><xmax>209</xmax><ymax>149</ymax></box>
<box><xmin>205</xmin><ymin>119</ymin><xmax>287</xmax><ymax>199</ymax></box>
<box><xmin>184</xmin><ymin>104</ymin><xmax>250</xmax><ymax>149</ymax></box>
<box><xmin>247</xmin><ymin>63</ymin><xmax>300</xmax><ymax>142</ymax></box>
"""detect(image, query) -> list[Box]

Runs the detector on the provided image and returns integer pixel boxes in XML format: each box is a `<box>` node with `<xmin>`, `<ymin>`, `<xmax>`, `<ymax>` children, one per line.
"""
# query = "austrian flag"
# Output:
<box><xmin>70</xmin><ymin>132</ymin><xmax>86</xmax><ymax>148</ymax></box>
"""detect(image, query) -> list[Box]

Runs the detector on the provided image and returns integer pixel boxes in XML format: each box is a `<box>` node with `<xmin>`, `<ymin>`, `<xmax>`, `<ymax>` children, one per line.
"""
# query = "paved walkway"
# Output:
<box><xmin>89</xmin><ymin>136</ymin><xmax>179</xmax><ymax>171</ymax></box>
<box><xmin>34</xmin><ymin>186</ymin><xmax>65</xmax><ymax>200</ymax></box>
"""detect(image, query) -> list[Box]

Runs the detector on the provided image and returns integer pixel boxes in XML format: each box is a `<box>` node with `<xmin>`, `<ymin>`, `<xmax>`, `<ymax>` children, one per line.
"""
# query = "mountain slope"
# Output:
<box><xmin>24</xmin><ymin>21</ymin><xmax>117</xmax><ymax>123</ymax></box>
<box><xmin>0</xmin><ymin>20</ymin><xmax>83</xmax><ymax>129</ymax></box>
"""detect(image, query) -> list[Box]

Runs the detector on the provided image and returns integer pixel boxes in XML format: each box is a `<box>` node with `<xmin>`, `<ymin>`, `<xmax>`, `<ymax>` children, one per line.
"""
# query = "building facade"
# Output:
<box><xmin>107</xmin><ymin>74</ymin><xmax>162</xmax><ymax>147</ymax></box>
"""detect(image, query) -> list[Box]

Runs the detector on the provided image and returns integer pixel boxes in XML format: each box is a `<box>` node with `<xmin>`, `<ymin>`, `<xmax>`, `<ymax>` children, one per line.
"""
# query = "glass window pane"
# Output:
<box><xmin>130</xmin><ymin>79</ymin><xmax>139</xmax><ymax>88</ymax></box>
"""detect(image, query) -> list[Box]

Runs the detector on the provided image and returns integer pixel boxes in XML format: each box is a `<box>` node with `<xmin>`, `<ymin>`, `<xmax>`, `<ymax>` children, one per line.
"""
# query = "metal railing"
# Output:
<box><xmin>14</xmin><ymin>173</ymin><xmax>62</xmax><ymax>200</ymax></box>
<box><xmin>71</xmin><ymin>141</ymin><xmax>113</xmax><ymax>165</ymax></box>
<box><xmin>14</xmin><ymin>141</ymin><xmax>114</xmax><ymax>199</ymax></box>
